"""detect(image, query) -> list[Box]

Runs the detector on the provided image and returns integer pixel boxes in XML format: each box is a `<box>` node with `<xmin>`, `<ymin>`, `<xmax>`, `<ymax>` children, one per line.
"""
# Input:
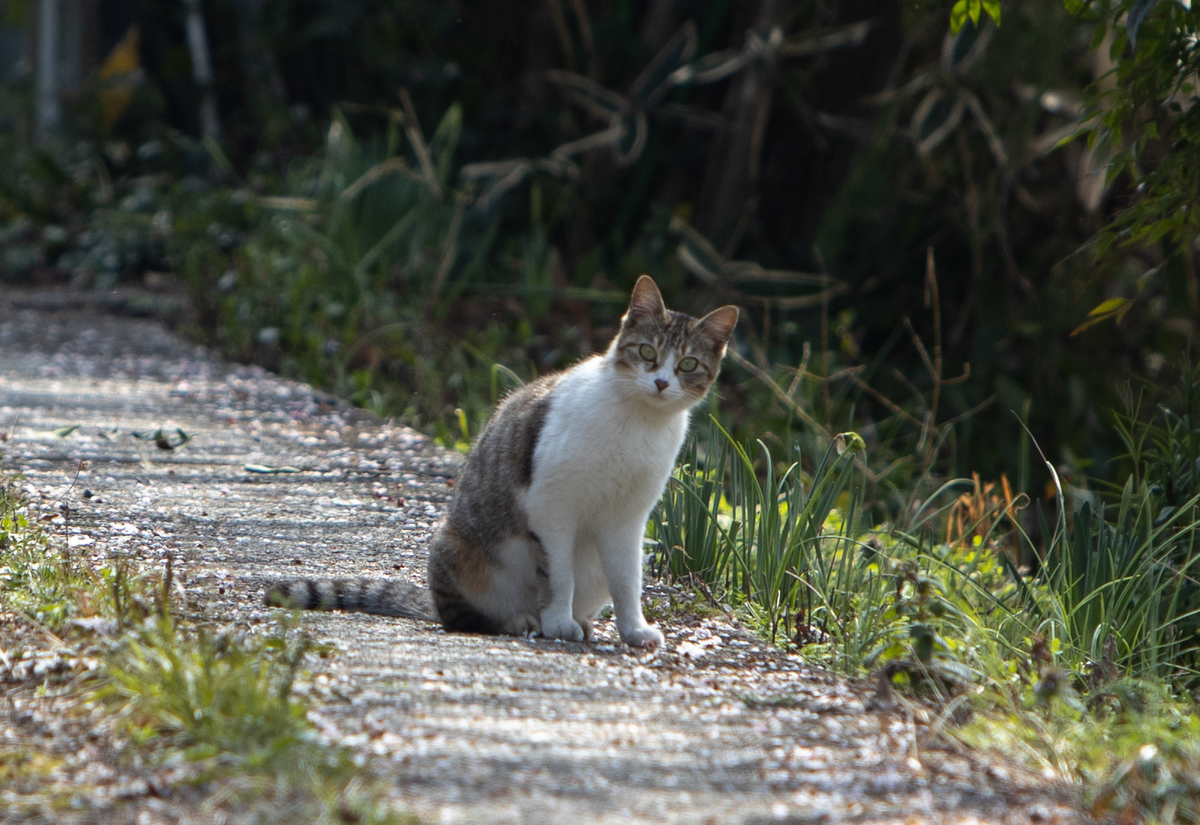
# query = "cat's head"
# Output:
<box><xmin>608</xmin><ymin>275</ymin><xmax>739</xmax><ymax>410</ymax></box>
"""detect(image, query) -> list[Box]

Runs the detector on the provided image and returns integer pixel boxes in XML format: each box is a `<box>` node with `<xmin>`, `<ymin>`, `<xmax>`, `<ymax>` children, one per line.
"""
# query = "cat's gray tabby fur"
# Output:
<box><xmin>266</xmin><ymin>276</ymin><xmax>738</xmax><ymax>648</ymax></box>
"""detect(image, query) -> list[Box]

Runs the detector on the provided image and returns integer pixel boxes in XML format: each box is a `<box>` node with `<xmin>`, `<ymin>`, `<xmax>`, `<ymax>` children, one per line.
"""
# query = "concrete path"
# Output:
<box><xmin>0</xmin><ymin>295</ymin><xmax>1085</xmax><ymax>824</ymax></box>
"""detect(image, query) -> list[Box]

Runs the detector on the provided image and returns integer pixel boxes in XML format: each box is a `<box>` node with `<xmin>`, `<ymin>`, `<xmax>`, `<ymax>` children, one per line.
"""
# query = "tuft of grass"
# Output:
<box><xmin>101</xmin><ymin>619</ymin><xmax>419</xmax><ymax>824</ymax></box>
<box><xmin>653</xmin><ymin>416</ymin><xmax>864</xmax><ymax>644</ymax></box>
<box><xmin>104</xmin><ymin>619</ymin><xmax>313</xmax><ymax>767</ymax></box>
<box><xmin>1034</xmin><ymin>482</ymin><xmax>1200</xmax><ymax>683</ymax></box>
<box><xmin>0</xmin><ymin>474</ymin><xmax>419</xmax><ymax>823</ymax></box>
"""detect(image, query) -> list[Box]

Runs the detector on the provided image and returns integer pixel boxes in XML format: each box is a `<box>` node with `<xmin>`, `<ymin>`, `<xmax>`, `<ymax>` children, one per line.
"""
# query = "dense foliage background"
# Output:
<box><xmin>4</xmin><ymin>3</ymin><xmax>1200</xmax><ymax>819</ymax></box>
<box><xmin>3</xmin><ymin>0</ymin><xmax>1196</xmax><ymax>491</ymax></box>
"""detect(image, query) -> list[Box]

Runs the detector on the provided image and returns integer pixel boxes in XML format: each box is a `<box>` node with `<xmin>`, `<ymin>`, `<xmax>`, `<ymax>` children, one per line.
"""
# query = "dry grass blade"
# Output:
<box><xmin>566</xmin><ymin>0</ymin><xmax>598</xmax><ymax>77</ymax></box>
<box><xmin>399</xmin><ymin>87</ymin><xmax>443</xmax><ymax>203</ymax></box>
<box><xmin>341</xmin><ymin>157</ymin><xmax>423</xmax><ymax>200</ymax></box>
<box><xmin>546</xmin><ymin>0</ymin><xmax>575</xmax><ymax>69</ymax></box>
<box><xmin>670</xmin><ymin>49</ymin><xmax>749</xmax><ymax>86</ymax></box>
<box><xmin>425</xmin><ymin>196</ymin><xmax>466</xmax><ymax>311</ymax></box>
<box><xmin>545</xmin><ymin>69</ymin><xmax>629</xmax><ymax>119</ymax></box>
<box><xmin>459</xmin><ymin>159</ymin><xmax>529</xmax><ymax>179</ymax></box>
<box><xmin>728</xmin><ymin>348</ymin><xmax>831</xmax><ymax>440</ymax></box>
<box><xmin>913</xmin><ymin>91</ymin><xmax>966</xmax><ymax>156</ymax></box>
<box><xmin>963</xmin><ymin>92</ymin><xmax>1011</xmax><ymax>166</ymax></box>
<box><xmin>468</xmin><ymin>161</ymin><xmax>531</xmax><ymax>210</ymax></box>
<box><xmin>629</xmin><ymin>20</ymin><xmax>697</xmax><ymax>106</ymax></box>
<box><xmin>924</xmin><ymin>247</ymin><xmax>944</xmax><ymax>421</ymax></box>
<box><xmin>612</xmin><ymin>111</ymin><xmax>648</xmax><ymax>165</ymax></box>
<box><xmin>253</xmin><ymin>195</ymin><xmax>319</xmax><ymax>211</ymax></box>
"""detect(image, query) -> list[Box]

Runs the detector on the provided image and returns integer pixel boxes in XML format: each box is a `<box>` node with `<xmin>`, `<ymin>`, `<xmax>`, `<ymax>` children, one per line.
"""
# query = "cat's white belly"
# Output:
<box><xmin>527</xmin><ymin>415</ymin><xmax>684</xmax><ymax>531</ymax></box>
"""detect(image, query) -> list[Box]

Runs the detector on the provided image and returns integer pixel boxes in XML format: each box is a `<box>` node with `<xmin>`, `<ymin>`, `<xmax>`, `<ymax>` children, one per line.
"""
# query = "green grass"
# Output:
<box><xmin>0</xmin><ymin>474</ymin><xmax>419</xmax><ymax>823</ymax></box>
<box><xmin>652</xmin><ymin>397</ymin><xmax>1200</xmax><ymax>824</ymax></box>
<box><xmin>962</xmin><ymin>680</ymin><xmax>1200</xmax><ymax>824</ymax></box>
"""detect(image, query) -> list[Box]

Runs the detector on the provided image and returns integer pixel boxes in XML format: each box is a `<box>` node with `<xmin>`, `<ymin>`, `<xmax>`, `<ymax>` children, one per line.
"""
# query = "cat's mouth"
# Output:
<box><xmin>641</xmin><ymin>383</ymin><xmax>684</xmax><ymax>405</ymax></box>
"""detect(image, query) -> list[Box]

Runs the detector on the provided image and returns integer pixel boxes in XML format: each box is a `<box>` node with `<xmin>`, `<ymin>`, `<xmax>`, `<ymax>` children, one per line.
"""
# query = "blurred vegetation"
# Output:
<box><xmin>3</xmin><ymin>1</ymin><xmax>1200</xmax><ymax>817</ymax></box>
<box><xmin>1</xmin><ymin>0</ymin><xmax>1195</xmax><ymax>488</ymax></box>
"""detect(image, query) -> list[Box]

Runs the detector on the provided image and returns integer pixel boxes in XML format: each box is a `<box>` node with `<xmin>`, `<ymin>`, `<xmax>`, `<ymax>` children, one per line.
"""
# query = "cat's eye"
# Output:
<box><xmin>677</xmin><ymin>356</ymin><xmax>699</xmax><ymax>373</ymax></box>
<box><xmin>638</xmin><ymin>343</ymin><xmax>657</xmax><ymax>362</ymax></box>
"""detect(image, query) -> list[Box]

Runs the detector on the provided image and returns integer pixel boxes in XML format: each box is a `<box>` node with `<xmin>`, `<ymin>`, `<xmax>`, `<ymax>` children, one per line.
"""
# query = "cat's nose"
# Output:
<box><xmin>654</xmin><ymin>378</ymin><xmax>669</xmax><ymax>392</ymax></box>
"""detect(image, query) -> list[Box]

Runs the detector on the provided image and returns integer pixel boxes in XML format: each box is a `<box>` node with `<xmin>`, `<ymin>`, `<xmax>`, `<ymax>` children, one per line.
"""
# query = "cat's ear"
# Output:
<box><xmin>694</xmin><ymin>305</ymin><xmax>739</xmax><ymax>354</ymax></box>
<box><xmin>625</xmin><ymin>275</ymin><xmax>667</xmax><ymax>322</ymax></box>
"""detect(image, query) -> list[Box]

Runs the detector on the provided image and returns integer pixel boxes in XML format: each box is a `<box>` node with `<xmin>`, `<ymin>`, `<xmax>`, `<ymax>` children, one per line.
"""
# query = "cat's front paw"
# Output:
<box><xmin>619</xmin><ymin>623</ymin><xmax>665</xmax><ymax>651</ymax></box>
<box><xmin>539</xmin><ymin>612</ymin><xmax>586</xmax><ymax>642</ymax></box>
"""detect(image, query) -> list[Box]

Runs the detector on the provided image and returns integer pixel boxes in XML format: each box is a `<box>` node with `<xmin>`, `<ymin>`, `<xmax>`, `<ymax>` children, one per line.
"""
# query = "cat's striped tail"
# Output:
<box><xmin>265</xmin><ymin>578</ymin><xmax>438</xmax><ymax>622</ymax></box>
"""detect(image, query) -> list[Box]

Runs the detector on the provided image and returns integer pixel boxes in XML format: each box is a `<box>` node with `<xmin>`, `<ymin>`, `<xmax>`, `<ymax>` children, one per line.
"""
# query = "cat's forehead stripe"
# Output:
<box><xmin>623</xmin><ymin>310</ymin><xmax>695</xmax><ymax>346</ymax></box>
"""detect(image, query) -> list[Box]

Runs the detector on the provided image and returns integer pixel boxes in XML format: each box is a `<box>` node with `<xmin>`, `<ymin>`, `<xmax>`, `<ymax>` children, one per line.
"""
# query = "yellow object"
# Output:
<box><xmin>98</xmin><ymin>25</ymin><xmax>141</xmax><ymax>130</ymax></box>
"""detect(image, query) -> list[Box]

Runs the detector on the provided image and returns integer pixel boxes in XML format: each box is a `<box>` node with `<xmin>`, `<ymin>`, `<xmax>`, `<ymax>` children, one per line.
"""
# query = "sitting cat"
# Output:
<box><xmin>267</xmin><ymin>275</ymin><xmax>738</xmax><ymax>649</ymax></box>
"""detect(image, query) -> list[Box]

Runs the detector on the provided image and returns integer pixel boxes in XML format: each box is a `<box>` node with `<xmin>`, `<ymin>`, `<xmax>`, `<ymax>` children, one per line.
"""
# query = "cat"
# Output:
<box><xmin>266</xmin><ymin>275</ymin><xmax>738</xmax><ymax>649</ymax></box>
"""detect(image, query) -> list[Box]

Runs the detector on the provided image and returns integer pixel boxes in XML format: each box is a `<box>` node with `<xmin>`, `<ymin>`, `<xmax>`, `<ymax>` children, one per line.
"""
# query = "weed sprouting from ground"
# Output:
<box><xmin>0</xmin><ymin>475</ymin><xmax>419</xmax><ymax>823</ymax></box>
<box><xmin>104</xmin><ymin>619</ymin><xmax>313</xmax><ymax>765</ymax></box>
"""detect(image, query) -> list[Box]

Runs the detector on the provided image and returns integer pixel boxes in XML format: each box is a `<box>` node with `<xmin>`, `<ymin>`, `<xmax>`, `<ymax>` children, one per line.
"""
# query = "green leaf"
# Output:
<box><xmin>981</xmin><ymin>0</ymin><xmax>1001</xmax><ymax>25</ymax></box>
<box><xmin>1110</xmin><ymin>29</ymin><xmax>1129</xmax><ymax>60</ymax></box>
<box><xmin>968</xmin><ymin>0</ymin><xmax>983</xmax><ymax>26</ymax></box>
<box><xmin>1087</xmin><ymin>297</ymin><xmax>1130</xmax><ymax>317</ymax></box>
<box><xmin>1070</xmin><ymin>296</ymin><xmax>1134</xmax><ymax>336</ymax></box>
<box><xmin>950</xmin><ymin>0</ymin><xmax>969</xmax><ymax>33</ymax></box>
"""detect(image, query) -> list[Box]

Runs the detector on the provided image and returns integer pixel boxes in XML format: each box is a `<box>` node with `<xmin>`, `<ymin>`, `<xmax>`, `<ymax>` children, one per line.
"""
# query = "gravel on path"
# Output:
<box><xmin>0</xmin><ymin>297</ymin><xmax>1087</xmax><ymax>824</ymax></box>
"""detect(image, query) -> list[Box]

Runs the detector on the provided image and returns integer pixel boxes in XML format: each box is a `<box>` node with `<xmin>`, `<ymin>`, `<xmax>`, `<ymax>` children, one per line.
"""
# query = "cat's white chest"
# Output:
<box><xmin>528</xmin><ymin>357</ymin><xmax>688</xmax><ymax>519</ymax></box>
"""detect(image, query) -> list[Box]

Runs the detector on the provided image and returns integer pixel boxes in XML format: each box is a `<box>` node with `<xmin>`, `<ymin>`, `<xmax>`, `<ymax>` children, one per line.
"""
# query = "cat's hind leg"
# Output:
<box><xmin>427</xmin><ymin>523</ymin><xmax>505</xmax><ymax>635</ymax></box>
<box><xmin>501</xmin><ymin>612</ymin><xmax>541</xmax><ymax>636</ymax></box>
<box><xmin>429</xmin><ymin>523</ymin><xmax>546</xmax><ymax>637</ymax></box>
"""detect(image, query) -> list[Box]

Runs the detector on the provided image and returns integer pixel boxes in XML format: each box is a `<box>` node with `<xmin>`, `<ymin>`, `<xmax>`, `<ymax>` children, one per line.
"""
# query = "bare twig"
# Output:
<box><xmin>925</xmin><ymin>248</ymin><xmax>943</xmax><ymax>424</ymax></box>
<box><xmin>728</xmin><ymin>349</ymin><xmax>831</xmax><ymax>439</ymax></box>
<box><xmin>546</xmin><ymin>0</ymin><xmax>576</xmax><ymax>69</ymax></box>
<box><xmin>785</xmin><ymin>341</ymin><xmax>812</xmax><ymax>405</ymax></box>
<box><xmin>845</xmin><ymin>372</ymin><xmax>926</xmax><ymax>429</ymax></box>
<box><xmin>941</xmin><ymin>394</ymin><xmax>996</xmax><ymax>429</ymax></box>
<box><xmin>902</xmin><ymin>318</ymin><xmax>937</xmax><ymax>392</ymax></box>
<box><xmin>688</xmin><ymin>573</ymin><xmax>727</xmax><ymax>614</ymax></box>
